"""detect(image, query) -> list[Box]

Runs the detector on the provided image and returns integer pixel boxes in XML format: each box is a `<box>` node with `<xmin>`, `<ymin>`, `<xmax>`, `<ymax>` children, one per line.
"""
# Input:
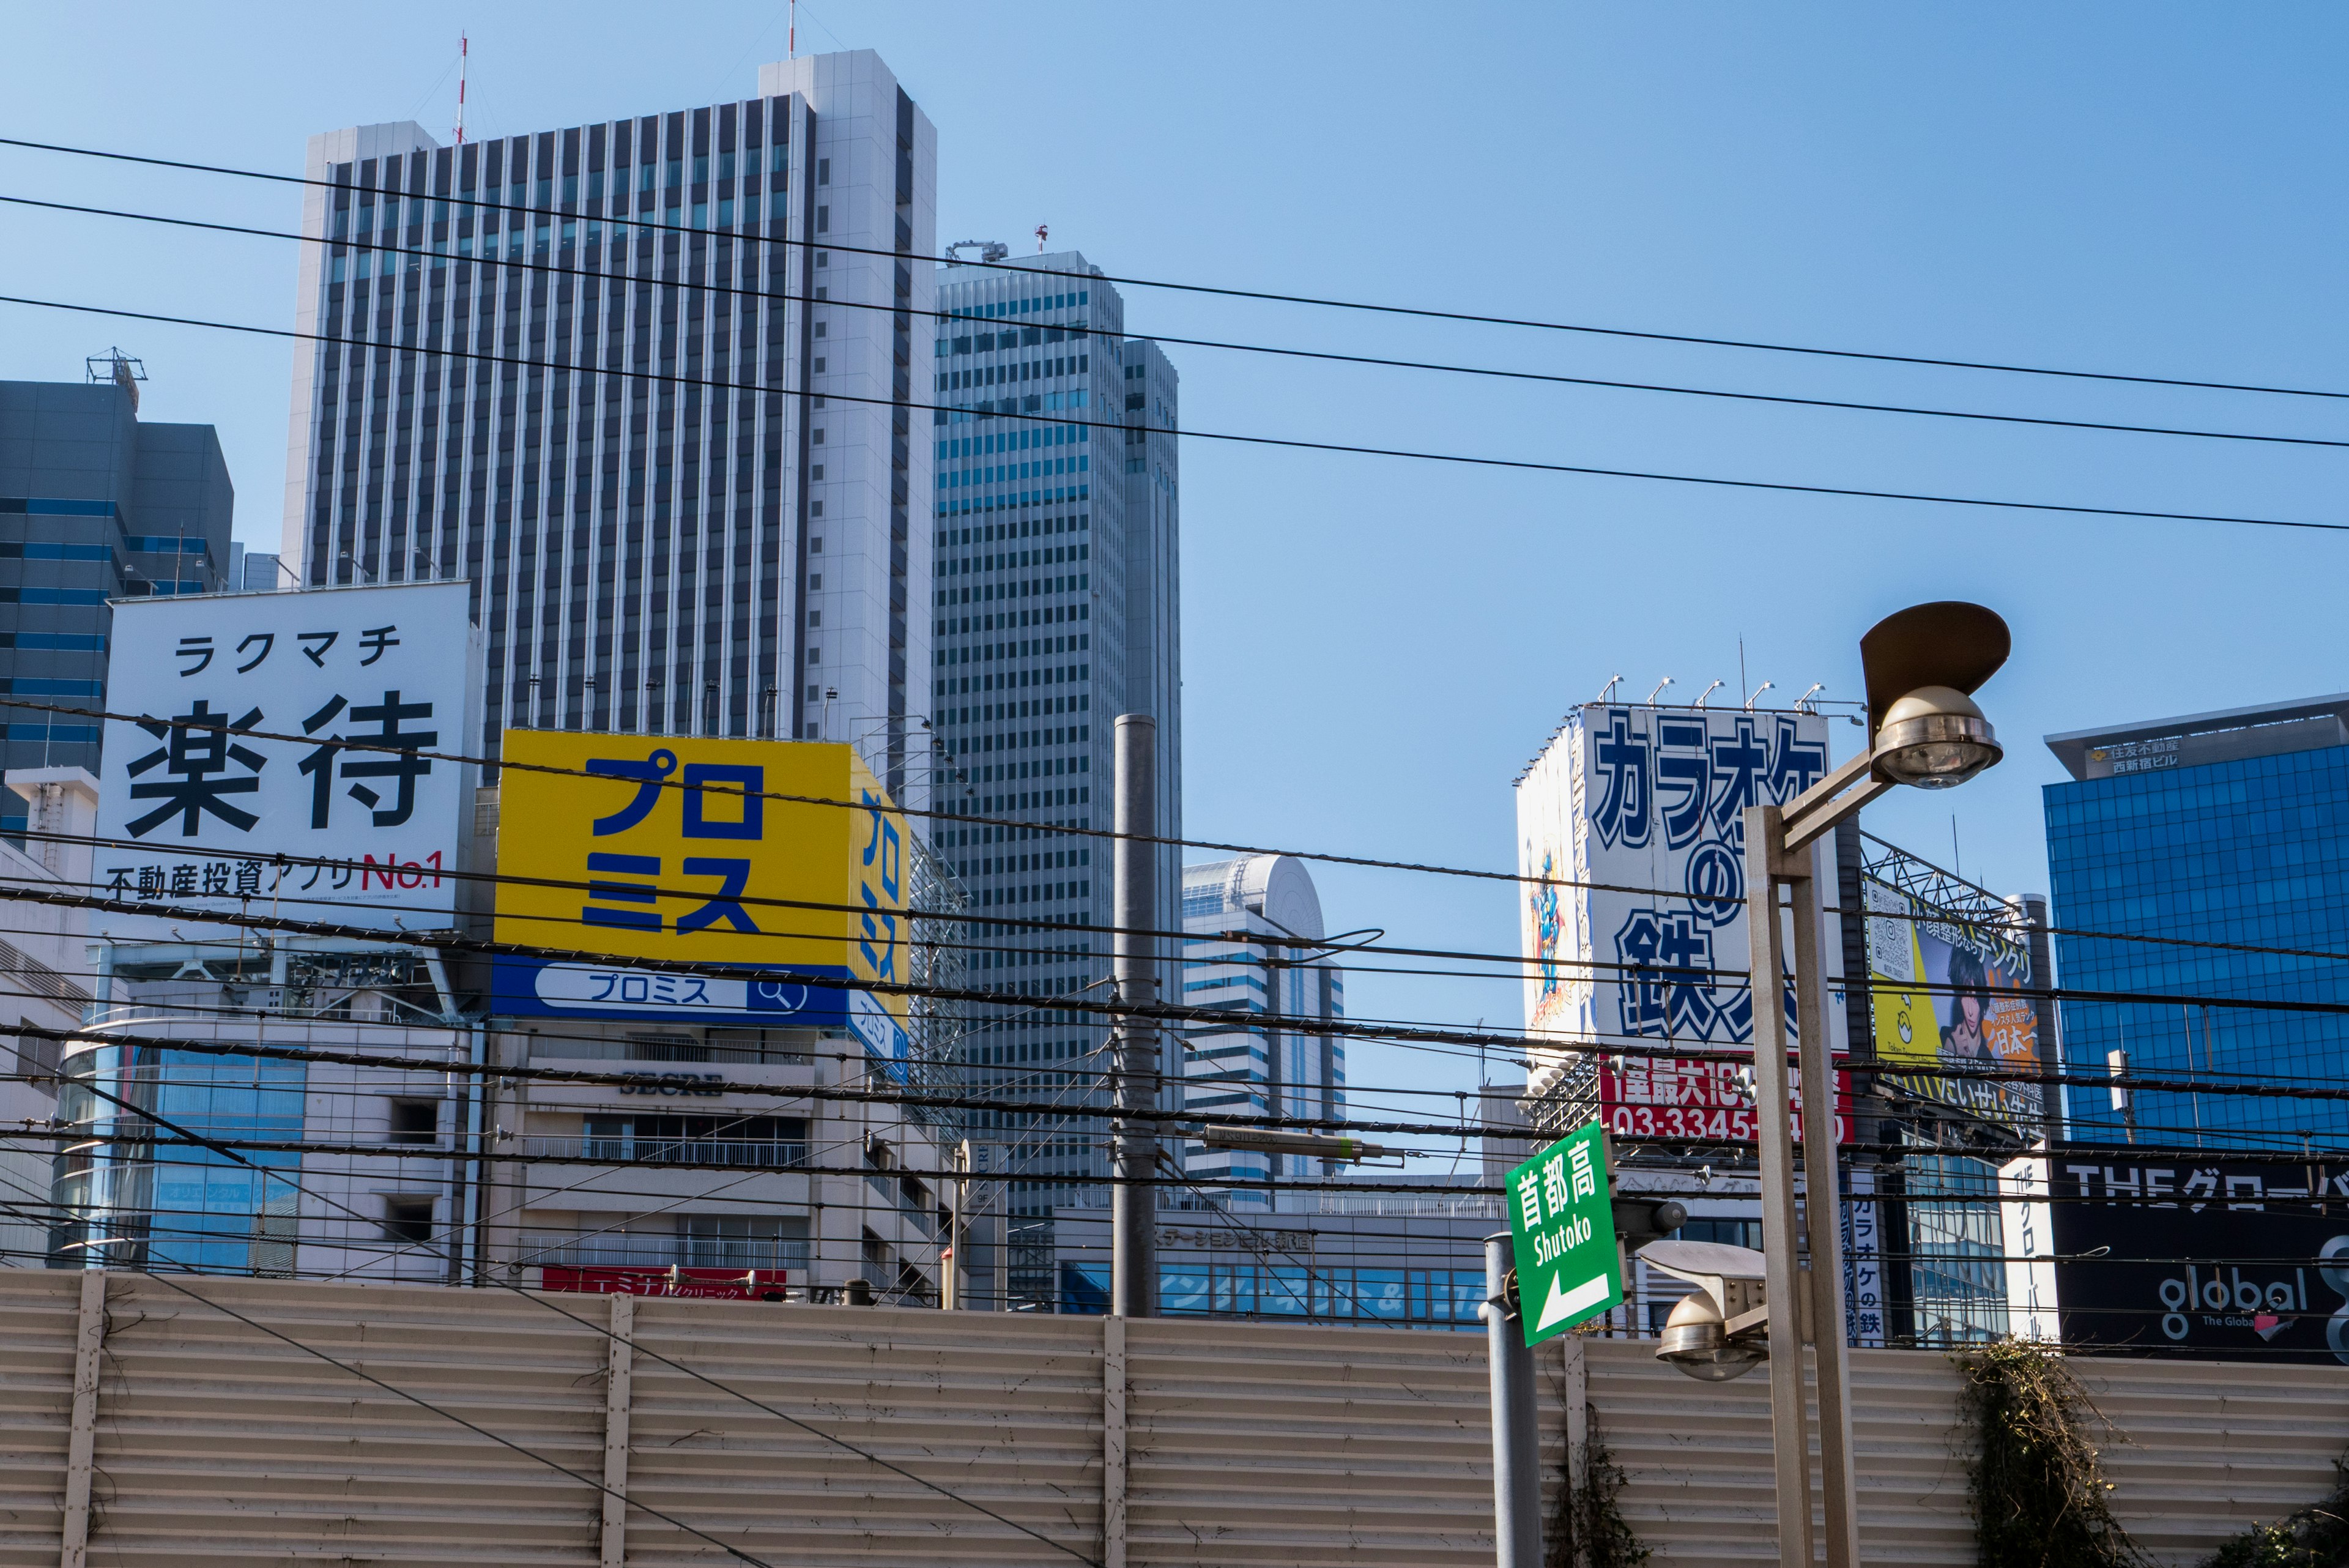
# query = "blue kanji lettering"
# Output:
<box><xmin>1707</xmin><ymin>716</ymin><xmax>1772</xmax><ymax>839</ymax></box>
<box><xmin>1590</xmin><ymin>708</ymin><xmax>1652</xmax><ymax>849</ymax></box>
<box><xmin>1768</xmin><ymin>716</ymin><xmax>1828</xmax><ymax>802</ymax></box>
<box><xmin>1655</xmin><ymin>716</ymin><xmax>1710</xmax><ymax>850</ymax></box>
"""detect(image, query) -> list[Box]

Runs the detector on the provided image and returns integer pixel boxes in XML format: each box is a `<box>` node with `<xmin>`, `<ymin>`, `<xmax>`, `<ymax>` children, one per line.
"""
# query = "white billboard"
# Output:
<box><xmin>94</xmin><ymin>582</ymin><xmax>481</xmax><ymax>939</ymax></box>
<box><xmin>1516</xmin><ymin>702</ymin><xmax>1847</xmax><ymax>1103</ymax></box>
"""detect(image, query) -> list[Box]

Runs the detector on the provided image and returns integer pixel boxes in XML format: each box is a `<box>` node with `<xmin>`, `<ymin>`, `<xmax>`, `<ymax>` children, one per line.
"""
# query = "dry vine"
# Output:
<box><xmin>1548</xmin><ymin>1413</ymin><xmax>1650</xmax><ymax>1568</ymax></box>
<box><xmin>1958</xmin><ymin>1339</ymin><xmax>2148</xmax><ymax>1568</ymax></box>
<box><xmin>2200</xmin><ymin>1451</ymin><xmax>2349</xmax><ymax>1567</ymax></box>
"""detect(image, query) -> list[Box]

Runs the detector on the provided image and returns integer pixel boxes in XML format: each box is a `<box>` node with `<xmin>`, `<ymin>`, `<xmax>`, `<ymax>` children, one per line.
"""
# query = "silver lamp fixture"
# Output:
<box><xmin>1641</xmin><ymin>1238</ymin><xmax>1772</xmax><ymax>1383</ymax></box>
<box><xmin>1858</xmin><ymin>601</ymin><xmax>2011</xmax><ymax>790</ymax></box>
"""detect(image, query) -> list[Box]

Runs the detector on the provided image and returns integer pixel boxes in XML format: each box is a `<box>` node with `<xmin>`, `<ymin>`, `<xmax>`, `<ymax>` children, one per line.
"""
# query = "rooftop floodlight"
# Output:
<box><xmin>1860</xmin><ymin>601</ymin><xmax>2010</xmax><ymax>790</ymax></box>
<box><xmin>1640</xmin><ymin>1238</ymin><xmax>1770</xmax><ymax>1383</ymax></box>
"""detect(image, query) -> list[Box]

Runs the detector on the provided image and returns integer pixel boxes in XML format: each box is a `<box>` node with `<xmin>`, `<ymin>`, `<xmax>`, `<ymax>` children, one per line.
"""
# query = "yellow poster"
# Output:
<box><xmin>1865</xmin><ymin>880</ymin><xmax>2040</xmax><ymax>1126</ymax></box>
<box><xmin>491</xmin><ymin>732</ymin><xmax>909</xmax><ymax>1058</ymax></box>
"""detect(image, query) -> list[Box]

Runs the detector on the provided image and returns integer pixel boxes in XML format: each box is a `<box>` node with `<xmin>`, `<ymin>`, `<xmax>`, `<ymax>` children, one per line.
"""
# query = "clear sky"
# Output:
<box><xmin>3</xmin><ymin>4</ymin><xmax>2343</xmax><ymax>1134</ymax></box>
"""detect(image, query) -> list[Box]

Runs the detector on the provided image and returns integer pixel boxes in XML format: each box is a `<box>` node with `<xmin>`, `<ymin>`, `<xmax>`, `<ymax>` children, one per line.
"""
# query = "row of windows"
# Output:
<box><xmin>0</xmin><ymin>633</ymin><xmax>106</xmax><ymax>652</ymax></box>
<box><xmin>934</xmin><ymin>289</ymin><xmax>1089</xmax><ymax>329</ymax></box>
<box><xmin>941</xmin><ymin>427</ymin><xmax>1089</xmax><ymax>464</ymax></box>
<box><xmin>0</xmin><ymin>542</ymin><xmax>110</xmax><ymax>562</ymax></box>
<box><xmin>334</xmin><ymin>157</ymin><xmax>789</xmax><ymax>236</ymax></box>
<box><xmin>329</xmin><ymin>100</ymin><xmax>795</xmax><ymax>207</ymax></box>
<box><xmin>941</xmin><ymin>455</ymin><xmax>1088</xmax><ymax>490</ymax></box>
<box><xmin>0</xmin><ymin>498</ymin><xmax>115</xmax><ymax>518</ymax></box>
<box><xmin>938</xmin><ymin>328</ymin><xmax>1088</xmax><ymax>356</ymax></box>
<box><xmin>0</xmin><ymin>678</ymin><xmax>102</xmax><ymax>696</ymax></box>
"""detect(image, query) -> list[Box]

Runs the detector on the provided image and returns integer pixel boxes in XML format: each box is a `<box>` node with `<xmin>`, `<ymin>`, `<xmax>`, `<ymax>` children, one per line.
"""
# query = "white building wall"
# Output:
<box><xmin>0</xmin><ymin>769</ymin><xmax>98</xmax><ymax>1269</ymax></box>
<box><xmin>285</xmin><ymin>53</ymin><xmax>933</xmax><ymax>801</ymax></box>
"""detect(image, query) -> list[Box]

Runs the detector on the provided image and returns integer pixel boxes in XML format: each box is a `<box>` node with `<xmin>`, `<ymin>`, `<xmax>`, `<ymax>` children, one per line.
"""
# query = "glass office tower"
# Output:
<box><xmin>929</xmin><ymin>251</ymin><xmax>1182</xmax><ymax>1237</ymax></box>
<box><xmin>0</xmin><ymin>363</ymin><xmax>231</xmax><ymax>789</ymax></box>
<box><xmin>2044</xmin><ymin>694</ymin><xmax>2349</xmax><ymax>1150</ymax></box>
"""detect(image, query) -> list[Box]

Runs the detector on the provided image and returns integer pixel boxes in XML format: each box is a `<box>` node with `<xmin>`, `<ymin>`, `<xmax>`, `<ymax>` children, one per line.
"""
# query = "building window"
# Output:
<box><xmin>383</xmin><ymin>1198</ymin><xmax>434</xmax><ymax>1245</ymax></box>
<box><xmin>387</xmin><ymin>1100</ymin><xmax>439</xmax><ymax>1145</ymax></box>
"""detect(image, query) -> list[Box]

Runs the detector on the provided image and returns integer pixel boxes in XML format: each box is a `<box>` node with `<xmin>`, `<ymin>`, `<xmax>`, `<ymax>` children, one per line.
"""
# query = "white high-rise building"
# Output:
<box><xmin>1179</xmin><ymin>856</ymin><xmax>1346</xmax><ymax>1210</ymax></box>
<box><xmin>929</xmin><ymin>252</ymin><xmax>1181</xmax><ymax>1230</ymax></box>
<box><xmin>283</xmin><ymin>50</ymin><xmax>936</xmax><ymax>802</ymax></box>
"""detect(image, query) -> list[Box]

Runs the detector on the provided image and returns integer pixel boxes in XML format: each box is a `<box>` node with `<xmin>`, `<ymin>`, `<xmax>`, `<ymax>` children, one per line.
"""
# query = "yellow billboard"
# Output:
<box><xmin>491</xmin><ymin>731</ymin><xmax>910</xmax><ymax>1067</ymax></box>
<box><xmin>1864</xmin><ymin>877</ymin><xmax>2041</xmax><ymax>1127</ymax></box>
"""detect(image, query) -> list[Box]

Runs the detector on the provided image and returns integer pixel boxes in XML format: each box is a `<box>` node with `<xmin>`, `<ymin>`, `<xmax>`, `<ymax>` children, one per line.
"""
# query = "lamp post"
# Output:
<box><xmin>1734</xmin><ymin>601</ymin><xmax>2010</xmax><ymax>1568</ymax></box>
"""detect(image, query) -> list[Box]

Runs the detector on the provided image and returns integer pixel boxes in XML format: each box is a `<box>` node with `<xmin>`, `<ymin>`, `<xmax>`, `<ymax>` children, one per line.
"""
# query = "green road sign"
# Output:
<box><xmin>1504</xmin><ymin>1121</ymin><xmax>1623</xmax><ymax>1347</ymax></box>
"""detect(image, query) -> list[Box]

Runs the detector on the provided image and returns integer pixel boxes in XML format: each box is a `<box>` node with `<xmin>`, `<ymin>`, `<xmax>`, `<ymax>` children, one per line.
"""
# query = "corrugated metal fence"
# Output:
<box><xmin>0</xmin><ymin>1269</ymin><xmax>2340</xmax><ymax>1565</ymax></box>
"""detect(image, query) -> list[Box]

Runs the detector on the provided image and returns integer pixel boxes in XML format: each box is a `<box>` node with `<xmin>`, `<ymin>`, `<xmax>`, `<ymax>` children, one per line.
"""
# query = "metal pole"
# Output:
<box><xmin>1482</xmin><ymin>1233</ymin><xmax>1542</xmax><ymax>1568</ymax></box>
<box><xmin>1110</xmin><ymin>715</ymin><xmax>1159</xmax><ymax>1318</ymax></box>
<box><xmin>1743</xmin><ymin>804</ymin><xmax>1813</xmax><ymax>1567</ymax></box>
<box><xmin>1792</xmin><ymin>867</ymin><xmax>1860</xmax><ymax>1566</ymax></box>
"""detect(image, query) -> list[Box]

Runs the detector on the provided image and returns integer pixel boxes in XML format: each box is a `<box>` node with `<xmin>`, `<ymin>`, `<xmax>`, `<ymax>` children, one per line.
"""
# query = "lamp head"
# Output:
<box><xmin>1874</xmin><ymin>685</ymin><xmax>2002</xmax><ymax>789</ymax></box>
<box><xmin>1638</xmin><ymin>1238</ymin><xmax>1770</xmax><ymax>1383</ymax></box>
<box><xmin>1655</xmin><ymin>1290</ymin><xmax>1767</xmax><ymax>1382</ymax></box>
<box><xmin>1859</xmin><ymin>602</ymin><xmax>2011</xmax><ymax>790</ymax></box>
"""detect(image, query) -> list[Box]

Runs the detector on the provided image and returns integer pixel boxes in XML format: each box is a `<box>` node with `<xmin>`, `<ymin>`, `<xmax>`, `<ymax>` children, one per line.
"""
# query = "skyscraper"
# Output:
<box><xmin>1179</xmin><ymin>855</ymin><xmax>1346</xmax><ymax>1209</ymax></box>
<box><xmin>929</xmin><ymin>251</ymin><xmax>1181</xmax><ymax>1224</ymax></box>
<box><xmin>284</xmin><ymin>50</ymin><xmax>935</xmax><ymax>800</ymax></box>
<box><xmin>0</xmin><ymin>359</ymin><xmax>232</xmax><ymax>793</ymax></box>
<box><xmin>2044</xmin><ymin>694</ymin><xmax>2349</xmax><ymax>1149</ymax></box>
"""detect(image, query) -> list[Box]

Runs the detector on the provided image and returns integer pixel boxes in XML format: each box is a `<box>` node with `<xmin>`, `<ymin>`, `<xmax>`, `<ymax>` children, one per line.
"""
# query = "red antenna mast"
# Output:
<box><xmin>453</xmin><ymin>35</ymin><xmax>469</xmax><ymax>146</ymax></box>
<box><xmin>789</xmin><ymin>0</ymin><xmax>797</xmax><ymax>59</ymax></box>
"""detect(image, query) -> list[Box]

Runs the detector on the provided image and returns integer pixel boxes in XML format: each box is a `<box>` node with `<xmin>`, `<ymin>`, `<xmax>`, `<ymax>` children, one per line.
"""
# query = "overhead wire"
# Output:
<box><xmin>11</xmin><ymin>288</ymin><xmax>2349</xmax><ymax>537</ymax></box>
<box><xmin>7</xmin><ymin>131</ymin><xmax>2349</xmax><ymax>406</ymax></box>
<box><xmin>27</xmin><ymin>697</ymin><xmax>2349</xmax><ymax>995</ymax></box>
<box><xmin>0</xmin><ymin>1068</ymin><xmax>1104</xmax><ymax>1564</ymax></box>
<box><xmin>9</xmin><ymin>190</ymin><xmax>2349</xmax><ymax>455</ymax></box>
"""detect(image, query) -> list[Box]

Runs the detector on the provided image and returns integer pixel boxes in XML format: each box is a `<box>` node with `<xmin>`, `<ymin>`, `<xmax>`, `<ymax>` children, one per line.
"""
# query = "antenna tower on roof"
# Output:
<box><xmin>452</xmin><ymin>35</ymin><xmax>468</xmax><ymax>146</ymax></box>
<box><xmin>86</xmin><ymin>348</ymin><xmax>146</xmax><ymax>413</ymax></box>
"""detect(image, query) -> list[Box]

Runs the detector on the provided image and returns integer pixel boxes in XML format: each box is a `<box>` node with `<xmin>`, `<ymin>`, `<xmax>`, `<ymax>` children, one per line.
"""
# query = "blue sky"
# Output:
<box><xmin>3</xmin><ymin>4</ymin><xmax>2343</xmax><ymax>1128</ymax></box>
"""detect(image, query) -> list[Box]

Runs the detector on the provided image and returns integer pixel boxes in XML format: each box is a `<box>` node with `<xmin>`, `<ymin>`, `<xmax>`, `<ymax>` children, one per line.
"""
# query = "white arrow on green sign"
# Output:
<box><xmin>1503</xmin><ymin>1120</ymin><xmax>1623</xmax><ymax>1348</ymax></box>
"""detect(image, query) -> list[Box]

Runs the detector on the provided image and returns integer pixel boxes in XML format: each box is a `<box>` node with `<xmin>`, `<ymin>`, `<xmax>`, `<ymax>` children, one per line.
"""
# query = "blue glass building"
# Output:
<box><xmin>2044</xmin><ymin>695</ymin><xmax>2349</xmax><ymax>1151</ymax></box>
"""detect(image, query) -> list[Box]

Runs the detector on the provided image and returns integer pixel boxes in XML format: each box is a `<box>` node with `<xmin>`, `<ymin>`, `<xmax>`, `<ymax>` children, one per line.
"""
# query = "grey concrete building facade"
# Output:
<box><xmin>0</xmin><ymin>371</ymin><xmax>232</xmax><ymax>803</ymax></box>
<box><xmin>284</xmin><ymin>50</ymin><xmax>937</xmax><ymax>804</ymax></box>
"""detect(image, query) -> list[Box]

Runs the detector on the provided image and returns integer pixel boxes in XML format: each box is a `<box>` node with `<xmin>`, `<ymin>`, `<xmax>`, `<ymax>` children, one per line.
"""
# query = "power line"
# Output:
<box><xmin>23</xmin><ymin>998</ymin><xmax>2349</xmax><ymax>1146</ymax></box>
<box><xmin>12</xmin><ymin>190</ymin><xmax>2349</xmax><ymax>455</ymax></box>
<box><xmin>8</xmin><ymin>289</ymin><xmax>2348</xmax><ymax>537</ymax></box>
<box><xmin>132</xmin><ymin>1271</ymin><xmax>784</xmax><ymax>1567</ymax></box>
<box><xmin>25</xmin><ymin>867</ymin><xmax>2349</xmax><ymax>1077</ymax></box>
<box><xmin>27</xmin><ymin>701</ymin><xmax>2349</xmax><ymax>984</ymax></box>
<box><xmin>7</xmin><ymin>131</ymin><xmax>2347</xmax><ymax>407</ymax></box>
<box><xmin>10</xmin><ymin>1062</ymin><xmax>1103</xmax><ymax>1563</ymax></box>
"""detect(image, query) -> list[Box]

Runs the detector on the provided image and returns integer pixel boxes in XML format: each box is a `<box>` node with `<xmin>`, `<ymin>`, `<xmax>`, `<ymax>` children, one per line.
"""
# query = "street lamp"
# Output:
<box><xmin>1739</xmin><ymin>600</ymin><xmax>2009</xmax><ymax>1568</ymax></box>
<box><xmin>1645</xmin><ymin>1237</ymin><xmax>1770</xmax><ymax>1382</ymax></box>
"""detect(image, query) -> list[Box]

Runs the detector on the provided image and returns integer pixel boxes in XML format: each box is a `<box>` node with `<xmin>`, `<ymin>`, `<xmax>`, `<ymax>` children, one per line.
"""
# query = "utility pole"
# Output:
<box><xmin>1482</xmin><ymin>1233</ymin><xmax>1542</xmax><ymax>1567</ymax></box>
<box><xmin>1110</xmin><ymin>715</ymin><xmax>1158</xmax><ymax>1318</ymax></box>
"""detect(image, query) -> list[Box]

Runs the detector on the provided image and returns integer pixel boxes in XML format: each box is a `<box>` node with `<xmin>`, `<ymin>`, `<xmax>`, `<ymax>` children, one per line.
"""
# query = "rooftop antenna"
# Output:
<box><xmin>452</xmin><ymin>35</ymin><xmax>467</xmax><ymax>146</ymax></box>
<box><xmin>1035</xmin><ymin>222</ymin><xmax>1049</xmax><ymax>253</ymax></box>
<box><xmin>1691</xmin><ymin>678</ymin><xmax>1724</xmax><ymax>709</ymax></box>
<box><xmin>1645</xmin><ymin>676</ymin><xmax>1674</xmax><ymax>705</ymax></box>
<box><xmin>1742</xmin><ymin>680</ymin><xmax>1773</xmax><ymax>711</ymax></box>
<box><xmin>1594</xmin><ymin>673</ymin><xmax>1623</xmax><ymax>704</ymax></box>
<box><xmin>1792</xmin><ymin>681</ymin><xmax>1825</xmax><ymax>713</ymax></box>
<box><xmin>86</xmin><ymin>348</ymin><xmax>146</xmax><ymax>413</ymax></box>
<box><xmin>946</xmin><ymin>240</ymin><xmax>1009</xmax><ymax>266</ymax></box>
<box><xmin>789</xmin><ymin>0</ymin><xmax>797</xmax><ymax>59</ymax></box>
